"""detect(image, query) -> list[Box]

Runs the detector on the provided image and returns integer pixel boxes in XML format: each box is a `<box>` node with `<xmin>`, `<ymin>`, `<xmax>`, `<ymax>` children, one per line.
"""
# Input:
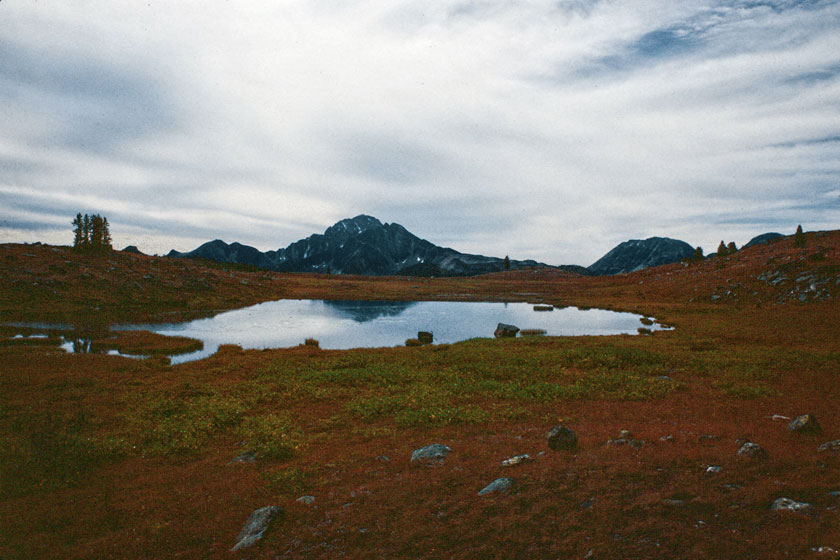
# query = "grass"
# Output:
<box><xmin>1</xmin><ymin>234</ymin><xmax>839</xmax><ymax>559</ymax></box>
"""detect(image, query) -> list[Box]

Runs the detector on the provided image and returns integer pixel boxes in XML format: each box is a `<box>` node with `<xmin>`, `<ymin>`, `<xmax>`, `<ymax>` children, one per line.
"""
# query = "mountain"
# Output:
<box><xmin>168</xmin><ymin>215</ymin><xmax>558</xmax><ymax>276</ymax></box>
<box><xmin>743</xmin><ymin>232</ymin><xmax>784</xmax><ymax>249</ymax></box>
<box><xmin>588</xmin><ymin>237</ymin><xmax>695</xmax><ymax>276</ymax></box>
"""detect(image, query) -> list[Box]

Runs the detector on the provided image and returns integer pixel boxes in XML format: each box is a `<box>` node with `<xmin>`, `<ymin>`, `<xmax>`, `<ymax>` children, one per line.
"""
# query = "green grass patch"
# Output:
<box><xmin>238</xmin><ymin>412</ymin><xmax>306</xmax><ymax>460</ymax></box>
<box><xmin>137</xmin><ymin>392</ymin><xmax>246</xmax><ymax>456</ymax></box>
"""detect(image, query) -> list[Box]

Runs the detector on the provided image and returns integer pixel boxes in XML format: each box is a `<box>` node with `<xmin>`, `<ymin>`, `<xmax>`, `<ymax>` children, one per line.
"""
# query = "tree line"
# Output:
<box><xmin>72</xmin><ymin>213</ymin><xmax>112</xmax><ymax>251</ymax></box>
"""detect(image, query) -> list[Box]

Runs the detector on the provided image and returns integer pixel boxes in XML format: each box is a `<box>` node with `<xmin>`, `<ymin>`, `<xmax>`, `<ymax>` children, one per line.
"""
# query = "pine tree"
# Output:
<box><xmin>794</xmin><ymin>224</ymin><xmax>805</xmax><ymax>248</ymax></box>
<box><xmin>717</xmin><ymin>241</ymin><xmax>728</xmax><ymax>257</ymax></box>
<box><xmin>90</xmin><ymin>215</ymin><xmax>103</xmax><ymax>248</ymax></box>
<box><xmin>504</xmin><ymin>255</ymin><xmax>510</xmax><ymax>271</ymax></box>
<box><xmin>727</xmin><ymin>241</ymin><xmax>737</xmax><ymax>255</ymax></box>
<box><xmin>82</xmin><ymin>214</ymin><xmax>91</xmax><ymax>249</ymax></box>
<box><xmin>72</xmin><ymin>213</ymin><xmax>84</xmax><ymax>248</ymax></box>
<box><xmin>693</xmin><ymin>247</ymin><xmax>704</xmax><ymax>262</ymax></box>
<box><xmin>102</xmin><ymin>218</ymin><xmax>112</xmax><ymax>250</ymax></box>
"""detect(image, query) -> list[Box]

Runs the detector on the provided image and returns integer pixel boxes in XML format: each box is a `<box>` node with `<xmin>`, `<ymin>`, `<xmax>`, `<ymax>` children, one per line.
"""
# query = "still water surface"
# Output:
<box><xmin>113</xmin><ymin>300</ymin><xmax>668</xmax><ymax>364</ymax></box>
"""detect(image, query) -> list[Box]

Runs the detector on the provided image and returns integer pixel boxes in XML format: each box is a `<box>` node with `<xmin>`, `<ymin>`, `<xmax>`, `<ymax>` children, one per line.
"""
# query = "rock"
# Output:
<box><xmin>376</xmin><ymin>455</ymin><xmax>390</xmax><ymax>462</ymax></box>
<box><xmin>705</xmin><ymin>465</ymin><xmax>722</xmax><ymax>474</ymax></box>
<box><xmin>494</xmin><ymin>323</ymin><xmax>519</xmax><ymax>338</ymax></box>
<box><xmin>229</xmin><ymin>450</ymin><xmax>257</xmax><ymax>464</ymax></box>
<box><xmin>605</xmin><ymin>429</ymin><xmax>643</xmax><ymax>448</ymax></box>
<box><xmin>811</xmin><ymin>546</ymin><xmax>839</xmax><ymax>555</ymax></box>
<box><xmin>770</xmin><ymin>497</ymin><xmax>811</xmax><ymax>513</ymax></box>
<box><xmin>417</xmin><ymin>331</ymin><xmax>433</xmax><ymax>344</ymax></box>
<box><xmin>660</xmin><ymin>435</ymin><xmax>675</xmax><ymax>443</ymax></box>
<box><xmin>547</xmin><ymin>425</ymin><xmax>578</xmax><ymax>451</ymax></box>
<box><xmin>662</xmin><ymin>499</ymin><xmax>685</xmax><ymax>507</ymax></box>
<box><xmin>736</xmin><ymin>442</ymin><xmax>767</xmax><ymax>459</ymax></box>
<box><xmin>788</xmin><ymin>414</ymin><xmax>822</xmax><ymax>434</ymax></box>
<box><xmin>230</xmin><ymin>505</ymin><xmax>282</xmax><ymax>551</ymax></box>
<box><xmin>501</xmin><ymin>454</ymin><xmax>533</xmax><ymax>467</ymax></box>
<box><xmin>296</xmin><ymin>495</ymin><xmax>315</xmax><ymax>505</ymax></box>
<box><xmin>411</xmin><ymin>443</ymin><xmax>452</xmax><ymax>464</ymax></box>
<box><xmin>604</xmin><ymin>437</ymin><xmax>643</xmax><ymax>449</ymax></box>
<box><xmin>818</xmin><ymin>440</ymin><xmax>840</xmax><ymax>452</ymax></box>
<box><xmin>478</xmin><ymin>477</ymin><xmax>514</xmax><ymax>496</ymax></box>
<box><xmin>770</xmin><ymin>414</ymin><xmax>790</xmax><ymax>421</ymax></box>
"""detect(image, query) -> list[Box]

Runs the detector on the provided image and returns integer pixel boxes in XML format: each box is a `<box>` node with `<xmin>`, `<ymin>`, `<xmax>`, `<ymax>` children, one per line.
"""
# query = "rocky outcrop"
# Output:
<box><xmin>588</xmin><ymin>237</ymin><xmax>695</xmax><ymax>276</ymax></box>
<box><xmin>230</xmin><ymin>506</ymin><xmax>282</xmax><ymax>551</ymax></box>
<box><xmin>494</xmin><ymin>323</ymin><xmax>519</xmax><ymax>338</ymax></box>
<box><xmin>547</xmin><ymin>425</ymin><xmax>578</xmax><ymax>451</ymax></box>
<box><xmin>411</xmin><ymin>443</ymin><xmax>452</xmax><ymax>464</ymax></box>
<box><xmin>788</xmin><ymin>414</ymin><xmax>822</xmax><ymax>434</ymax></box>
<box><xmin>770</xmin><ymin>497</ymin><xmax>811</xmax><ymax>513</ymax></box>
<box><xmin>478</xmin><ymin>477</ymin><xmax>514</xmax><ymax>496</ymax></box>
<box><xmin>736</xmin><ymin>441</ymin><xmax>767</xmax><ymax>459</ymax></box>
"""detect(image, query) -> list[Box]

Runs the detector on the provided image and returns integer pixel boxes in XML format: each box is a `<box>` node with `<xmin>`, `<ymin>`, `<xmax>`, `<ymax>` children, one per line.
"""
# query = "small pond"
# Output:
<box><xmin>108</xmin><ymin>299</ymin><xmax>670</xmax><ymax>364</ymax></box>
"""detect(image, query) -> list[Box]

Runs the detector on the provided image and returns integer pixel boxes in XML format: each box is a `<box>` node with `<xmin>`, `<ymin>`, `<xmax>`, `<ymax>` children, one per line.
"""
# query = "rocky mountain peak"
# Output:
<box><xmin>324</xmin><ymin>215</ymin><xmax>384</xmax><ymax>239</ymax></box>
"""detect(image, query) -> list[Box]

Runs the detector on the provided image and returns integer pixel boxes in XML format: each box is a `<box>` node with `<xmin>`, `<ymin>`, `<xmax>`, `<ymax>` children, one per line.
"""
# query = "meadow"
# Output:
<box><xmin>1</xmin><ymin>232</ymin><xmax>839</xmax><ymax>559</ymax></box>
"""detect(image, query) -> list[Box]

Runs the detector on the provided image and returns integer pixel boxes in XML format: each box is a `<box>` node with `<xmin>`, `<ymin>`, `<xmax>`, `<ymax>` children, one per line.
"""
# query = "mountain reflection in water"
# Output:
<box><xmin>321</xmin><ymin>300</ymin><xmax>417</xmax><ymax>323</ymax></box>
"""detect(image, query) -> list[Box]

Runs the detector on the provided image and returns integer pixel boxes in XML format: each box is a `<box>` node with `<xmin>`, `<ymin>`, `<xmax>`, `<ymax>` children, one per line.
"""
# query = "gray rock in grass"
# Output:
<box><xmin>230</xmin><ymin>505</ymin><xmax>282</xmax><ymax>551</ymax></box>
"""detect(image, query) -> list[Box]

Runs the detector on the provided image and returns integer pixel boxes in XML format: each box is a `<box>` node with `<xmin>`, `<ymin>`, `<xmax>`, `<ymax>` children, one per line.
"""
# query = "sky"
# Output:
<box><xmin>1</xmin><ymin>1</ymin><xmax>839</xmax><ymax>266</ymax></box>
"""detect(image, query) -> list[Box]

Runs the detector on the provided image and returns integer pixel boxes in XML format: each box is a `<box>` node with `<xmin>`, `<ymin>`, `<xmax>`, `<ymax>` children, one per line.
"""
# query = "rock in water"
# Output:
<box><xmin>478</xmin><ymin>477</ymin><xmax>514</xmax><ymax>496</ymax></box>
<box><xmin>788</xmin><ymin>414</ymin><xmax>822</xmax><ymax>434</ymax></box>
<box><xmin>411</xmin><ymin>443</ymin><xmax>452</xmax><ymax>464</ymax></box>
<box><xmin>770</xmin><ymin>497</ymin><xmax>811</xmax><ymax>513</ymax></box>
<box><xmin>230</xmin><ymin>506</ymin><xmax>282</xmax><ymax>551</ymax></box>
<box><xmin>494</xmin><ymin>323</ymin><xmax>519</xmax><ymax>338</ymax></box>
<box><xmin>547</xmin><ymin>425</ymin><xmax>578</xmax><ymax>451</ymax></box>
<box><xmin>736</xmin><ymin>441</ymin><xmax>767</xmax><ymax>459</ymax></box>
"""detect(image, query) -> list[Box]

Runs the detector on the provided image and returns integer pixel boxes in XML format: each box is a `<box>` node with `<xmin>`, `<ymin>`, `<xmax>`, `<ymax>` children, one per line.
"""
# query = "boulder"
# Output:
<box><xmin>230</xmin><ymin>505</ymin><xmax>282</xmax><ymax>551</ymax></box>
<box><xmin>494</xmin><ymin>323</ymin><xmax>519</xmax><ymax>338</ymax></box>
<box><xmin>770</xmin><ymin>497</ymin><xmax>811</xmax><ymax>513</ymax></box>
<box><xmin>818</xmin><ymin>440</ymin><xmax>840</xmax><ymax>452</ymax></box>
<box><xmin>547</xmin><ymin>425</ymin><xmax>578</xmax><ymax>451</ymax></box>
<box><xmin>296</xmin><ymin>495</ymin><xmax>315</xmax><ymax>505</ymax></box>
<box><xmin>736</xmin><ymin>441</ymin><xmax>767</xmax><ymax>459</ymax></box>
<box><xmin>788</xmin><ymin>414</ymin><xmax>822</xmax><ymax>434</ymax></box>
<box><xmin>411</xmin><ymin>443</ymin><xmax>452</xmax><ymax>464</ymax></box>
<box><xmin>501</xmin><ymin>454</ymin><xmax>533</xmax><ymax>468</ymax></box>
<box><xmin>228</xmin><ymin>450</ymin><xmax>257</xmax><ymax>464</ymax></box>
<box><xmin>478</xmin><ymin>477</ymin><xmax>514</xmax><ymax>496</ymax></box>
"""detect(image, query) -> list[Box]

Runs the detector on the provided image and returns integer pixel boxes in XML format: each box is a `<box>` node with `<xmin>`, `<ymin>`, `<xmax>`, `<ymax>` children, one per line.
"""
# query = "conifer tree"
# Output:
<box><xmin>727</xmin><ymin>241</ymin><xmax>737</xmax><ymax>255</ymax></box>
<box><xmin>794</xmin><ymin>224</ymin><xmax>805</xmax><ymax>248</ymax></box>
<box><xmin>102</xmin><ymin>217</ymin><xmax>112</xmax><ymax>250</ymax></box>
<box><xmin>693</xmin><ymin>246</ymin><xmax>704</xmax><ymax>262</ymax></box>
<box><xmin>72</xmin><ymin>213</ymin><xmax>84</xmax><ymax>248</ymax></box>
<box><xmin>717</xmin><ymin>241</ymin><xmax>728</xmax><ymax>257</ymax></box>
<box><xmin>82</xmin><ymin>214</ymin><xmax>91</xmax><ymax>249</ymax></box>
<box><xmin>504</xmin><ymin>255</ymin><xmax>510</xmax><ymax>271</ymax></box>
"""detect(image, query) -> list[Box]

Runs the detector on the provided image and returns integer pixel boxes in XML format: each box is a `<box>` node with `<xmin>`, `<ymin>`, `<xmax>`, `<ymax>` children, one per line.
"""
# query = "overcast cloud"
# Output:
<box><xmin>1</xmin><ymin>1</ymin><xmax>839</xmax><ymax>265</ymax></box>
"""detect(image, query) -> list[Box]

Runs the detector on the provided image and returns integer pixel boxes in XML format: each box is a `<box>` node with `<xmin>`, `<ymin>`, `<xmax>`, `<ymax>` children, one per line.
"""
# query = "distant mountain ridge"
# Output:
<box><xmin>168</xmin><ymin>215</ymin><xmax>562</xmax><ymax>276</ymax></box>
<box><xmin>587</xmin><ymin>237</ymin><xmax>695</xmax><ymax>276</ymax></box>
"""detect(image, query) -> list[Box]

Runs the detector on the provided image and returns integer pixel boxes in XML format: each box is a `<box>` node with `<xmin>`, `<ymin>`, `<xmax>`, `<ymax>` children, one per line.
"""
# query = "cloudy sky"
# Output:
<box><xmin>1</xmin><ymin>1</ymin><xmax>839</xmax><ymax>265</ymax></box>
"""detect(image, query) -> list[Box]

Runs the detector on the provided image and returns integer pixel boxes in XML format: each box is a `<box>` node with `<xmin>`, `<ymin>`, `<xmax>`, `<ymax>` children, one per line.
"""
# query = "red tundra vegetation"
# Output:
<box><xmin>1</xmin><ymin>231</ymin><xmax>839</xmax><ymax>559</ymax></box>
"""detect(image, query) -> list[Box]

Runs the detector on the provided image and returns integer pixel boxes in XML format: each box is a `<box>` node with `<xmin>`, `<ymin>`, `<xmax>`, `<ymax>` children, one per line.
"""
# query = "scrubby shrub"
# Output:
<box><xmin>304</xmin><ymin>338</ymin><xmax>320</xmax><ymax>347</ymax></box>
